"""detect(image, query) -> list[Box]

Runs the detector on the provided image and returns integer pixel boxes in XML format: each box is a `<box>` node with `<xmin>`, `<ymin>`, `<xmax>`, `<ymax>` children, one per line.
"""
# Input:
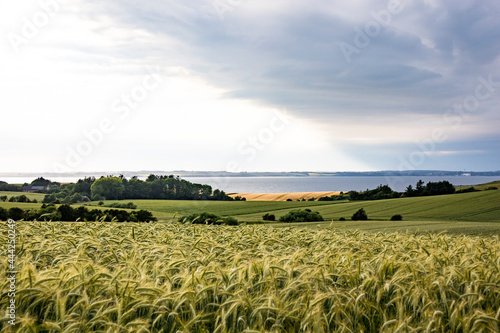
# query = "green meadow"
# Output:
<box><xmin>127</xmin><ymin>189</ymin><xmax>500</xmax><ymax>235</ymax></box>
<box><xmin>1</xmin><ymin>181</ymin><xmax>499</xmax><ymax>235</ymax></box>
<box><xmin>0</xmin><ymin>191</ymin><xmax>46</xmax><ymax>201</ymax></box>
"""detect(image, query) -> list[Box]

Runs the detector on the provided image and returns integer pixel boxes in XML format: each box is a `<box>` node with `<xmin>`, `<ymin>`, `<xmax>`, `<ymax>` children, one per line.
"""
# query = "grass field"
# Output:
<box><xmin>456</xmin><ymin>180</ymin><xmax>500</xmax><ymax>191</ymax></box>
<box><xmin>0</xmin><ymin>191</ymin><xmax>46</xmax><ymax>201</ymax></box>
<box><xmin>1</xmin><ymin>222</ymin><xmax>498</xmax><ymax>332</ymax></box>
<box><xmin>1</xmin><ymin>185</ymin><xmax>500</xmax><ymax>235</ymax></box>
<box><xmin>86</xmin><ymin>189</ymin><xmax>500</xmax><ymax>235</ymax></box>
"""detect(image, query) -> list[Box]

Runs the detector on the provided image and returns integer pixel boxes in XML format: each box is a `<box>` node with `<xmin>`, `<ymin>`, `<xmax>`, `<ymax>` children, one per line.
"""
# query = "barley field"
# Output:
<box><xmin>1</xmin><ymin>222</ymin><xmax>499</xmax><ymax>332</ymax></box>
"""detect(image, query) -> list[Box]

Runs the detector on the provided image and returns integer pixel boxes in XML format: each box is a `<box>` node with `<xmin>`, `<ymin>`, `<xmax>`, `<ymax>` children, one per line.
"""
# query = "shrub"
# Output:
<box><xmin>58</xmin><ymin>204</ymin><xmax>76</xmax><ymax>221</ymax></box>
<box><xmin>339</xmin><ymin>217</ymin><xmax>346</xmax><ymax>221</ymax></box>
<box><xmin>485</xmin><ymin>186</ymin><xmax>498</xmax><ymax>191</ymax></box>
<box><xmin>456</xmin><ymin>187</ymin><xmax>478</xmax><ymax>194</ymax></box>
<box><xmin>39</xmin><ymin>204</ymin><xmax>59</xmax><ymax>221</ymax></box>
<box><xmin>390</xmin><ymin>214</ymin><xmax>403</xmax><ymax>221</ymax></box>
<box><xmin>222</xmin><ymin>217</ymin><xmax>239</xmax><ymax>226</ymax></box>
<box><xmin>62</xmin><ymin>193</ymin><xmax>83</xmax><ymax>204</ymax></box>
<box><xmin>179</xmin><ymin>212</ymin><xmax>238</xmax><ymax>225</ymax></box>
<box><xmin>279</xmin><ymin>209</ymin><xmax>324</xmax><ymax>223</ymax></box>
<box><xmin>8</xmin><ymin>195</ymin><xmax>35</xmax><ymax>203</ymax></box>
<box><xmin>0</xmin><ymin>207</ymin><xmax>7</xmax><ymax>220</ymax></box>
<box><xmin>351</xmin><ymin>208</ymin><xmax>368</xmax><ymax>221</ymax></box>
<box><xmin>4</xmin><ymin>205</ymin><xmax>156</xmax><ymax>222</ymax></box>
<box><xmin>130</xmin><ymin>209</ymin><xmax>157</xmax><ymax>222</ymax></box>
<box><xmin>106</xmin><ymin>202</ymin><xmax>137</xmax><ymax>209</ymax></box>
<box><xmin>319</xmin><ymin>195</ymin><xmax>349</xmax><ymax>201</ymax></box>
<box><xmin>263</xmin><ymin>213</ymin><xmax>276</xmax><ymax>221</ymax></box>
<box><xmin>8</xmin><ymin>207</ymin><xmax>25</xmax><ymax>220</ymax></box>
<box><xmin>92</xmin><ymin>194</ymin><xmax>105</xmax><ymax>202</ymax></box>
<box><xmin>286</xmin><ymin>199</ymin><xmax>293</xmax><ymax>202</ymax></box>
<box><xmin>43</xmin><ymin>194</ymin><xmax>58</xmax><ymax>203</ymax></box>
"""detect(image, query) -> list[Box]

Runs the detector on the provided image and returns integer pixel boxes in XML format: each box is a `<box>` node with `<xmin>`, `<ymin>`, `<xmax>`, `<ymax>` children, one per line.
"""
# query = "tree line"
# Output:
<box><xmin>1</xmin><ymin>176</ymin><xmax>235</xmax><ymax>203</ymax></box>
<box><xmin>5</xmin><ymin>175</ymin><xmax>235</xmax><ymax>203</ymax></box>
<box><xmin>0</xmin><ymin>204</ymin><xmax>156</xmax><ymax>222</ymax></box>
<box><xmin>318</xmin><ymin>180</ymin><xmax>456</xmax><ymax>201</ymax></box>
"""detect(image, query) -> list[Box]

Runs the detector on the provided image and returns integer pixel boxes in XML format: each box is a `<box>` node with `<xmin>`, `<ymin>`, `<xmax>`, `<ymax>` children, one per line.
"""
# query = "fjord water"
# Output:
<box><xmin>183</xmin><ymin>176</ymin><xmax>500</xmax><ymax>193</ymax></box>
<box><xmin>2</xmin><ymin>175</ymin><xmax>498</xmax><ymax>194</ymax></box>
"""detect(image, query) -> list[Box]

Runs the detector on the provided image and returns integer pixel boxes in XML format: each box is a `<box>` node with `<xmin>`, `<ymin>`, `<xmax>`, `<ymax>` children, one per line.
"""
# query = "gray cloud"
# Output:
<box><xmin>72</xmin><ymin>0</ymin><xmax>500</xmax><ymax>169</ymax></box>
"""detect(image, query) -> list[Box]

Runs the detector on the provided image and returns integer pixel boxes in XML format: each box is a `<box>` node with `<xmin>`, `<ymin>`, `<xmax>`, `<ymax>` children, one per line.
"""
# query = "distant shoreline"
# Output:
<box><xmin>1</xmin><ymin>170</ymin><xmax>500</xmax><ymax>179</ymax></box>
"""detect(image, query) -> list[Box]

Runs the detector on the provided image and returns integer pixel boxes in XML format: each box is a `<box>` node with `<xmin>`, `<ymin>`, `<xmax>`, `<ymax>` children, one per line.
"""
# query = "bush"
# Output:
<box><xmin>351</xmin><ymin>208</ymin><xmax>368</xmax><ymax>221</ymax></box>
<box><xmin>58</xmin><ymin>204</ymin><xmax>76</xmax><ymax>221</ymax></box>
<box><xmin>279</xmin><ymin>209</ymin><xmax>324</xmax><ymax>223</ymax></box>
<box><xmin>8</xmin><ymin>207</ymin><xmax>25</xmax><ymax>220</ymax></box>
<box><xmin>62</xmin><ymin>193</ymin><xmax>83</xmax><ymax>204</ymax></box>
<box><xmin>179</xmin><ymin>212</ymin><xmax>238</xmax><ymax>225</ymax></box>
<box><xmin>263</xmin><ymin>213</ymin><xmax>276</xmax><ymax>221</ymax></box>
<box><xmin>456</xmin><ymin>187</ymin><xmax>478</xmax><ymax>194</ymax></box>
<box><xmin>390</xmin><ymin>214</ymin><xmax>403</xmax><ymax>221</ymax></box>
<box><xmin>8</xmin><ymin>195</ymin><xmax>36</xmax><ymax>203</ymax></box>
<box><xmin>286</xmin><ymin>199</ymin><xmax>293</xmax><ymax>202</ymax></box>
<box><xmin>38</xmin><ymin>204</ymin><xmax>59</xmax><ymax>221</ymax></box>
<box><xmin>349</xmin><ymin>185</ymin><xmax>400</xmax><ymax>201</ymax></box>
<box><xmin>485</xmin><ymin>186</ymin><xmax>498</xmax><ymax>191</ymax></box>
<box><xmin>43</xmin><ymin>194</ymin><xmax>58</xmax><ymax>203</ymax></box>
<box><xmin>0</xmin><ymin>207</ymin><xmax>7</xmax><ymax>220</ymax></box>
<box><xmin>105</xmin><ymin>202</ymin><xmax>137</xmax><ymax>209</ymax></box>
<box><xmin>3</xmin><ymin>205</ymin><xmax>156</xmax><ymax>222</ymax></box>
<box><xmin>130</xmin><ymin>209</ymin><xmax>157</xmax><ymax>222</ymax></box>
<box><xmin>319</xmin><ymin>194</ymin><xmax>350</xmax><ymax>201</ymax></box>
<box><xmin>339</xmin><ymin>217</ymin><xmax>346</xmax><ymax>221</ymax></box>
<box><xmin>222</xmin><ymin>217</ymin><xmax>239</xmax><ymax>226</ymax></box>
<box><xmin>404</xmin><ymin>180</ymin><xmax>455</xmax><ymax>197</ymax></box>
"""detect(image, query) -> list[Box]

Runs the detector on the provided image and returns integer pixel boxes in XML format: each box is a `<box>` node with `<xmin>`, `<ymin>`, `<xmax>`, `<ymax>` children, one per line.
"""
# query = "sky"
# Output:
<box><xmin>1</xmin><ymin>0</ymin><xmax>499</xmax><ymax>173</ymax></box>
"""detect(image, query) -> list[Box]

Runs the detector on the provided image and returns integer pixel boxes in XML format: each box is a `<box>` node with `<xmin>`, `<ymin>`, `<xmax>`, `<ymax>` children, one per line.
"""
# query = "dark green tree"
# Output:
<box><xmin>351</xmin><ymin>208</ymin><xmax>368</xmax><ymax>221</ymax></box>
<box><xmin>279</xmin><ymin>209</ymin><xmax>324</xmax><ymax>223</ymax></box>
<box><xmin>72</xmin><ymin>177</ymin><xmax>95</xmax><ymax>197</ymax></box>
<box><xmin>0</xmin><ymin>207</ymin><xmax>7</xmax><ymax>220</ymax></box>
<box><xmin>31</xmin><ymin>177</ymin><xmax>52</xmax><ymax>186</ymax></box>
<box><xmin>90</xmin><ymin>177</ymin><xmax>125</xmax><ymax>200</ymax></box>
<box><xmin>58</xmin><ymin>205</ymin><xmax>76</xmax><ymax>221</ymax></box>
<box><xmin>263</xmin><ymin>213</ymin><xmax>276</xmax><ymax>221</ymax></box>
<box><xmin>8</xmin><ymin>207</ymin><xmax>25</xmax><ymax>220</ymax></box>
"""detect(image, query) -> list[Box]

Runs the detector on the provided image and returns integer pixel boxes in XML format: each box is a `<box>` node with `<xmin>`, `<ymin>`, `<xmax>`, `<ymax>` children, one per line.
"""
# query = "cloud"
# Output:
<box><xmin>1</xmin><ymin>0</ymin><xmax>499</xmax><ymax>172</ymax></box>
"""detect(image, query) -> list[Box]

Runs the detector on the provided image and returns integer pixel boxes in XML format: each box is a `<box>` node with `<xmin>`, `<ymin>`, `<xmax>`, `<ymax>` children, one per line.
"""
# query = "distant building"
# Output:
<box><xmin>22</xmin><ymin>185</ymin><xmax>50</xmax><ymax>192</ymax></box>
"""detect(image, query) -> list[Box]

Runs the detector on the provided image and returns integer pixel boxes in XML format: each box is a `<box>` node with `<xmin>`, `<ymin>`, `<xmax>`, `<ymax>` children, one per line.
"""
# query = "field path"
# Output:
<box><xmin>229</xmin><ymin>191</ymin><xmax>342</xmax><ymax>201</ymax></box>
